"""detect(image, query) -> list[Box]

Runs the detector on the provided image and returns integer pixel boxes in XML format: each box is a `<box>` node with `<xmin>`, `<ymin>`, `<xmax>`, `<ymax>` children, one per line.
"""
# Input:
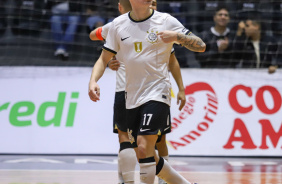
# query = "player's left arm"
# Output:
<box><xmin>169</xmin><ymin>53</ymin><xmax>186</xmax><ymax>110</ymax></box>
<box><xmin>177</xmin><ymin>32</ymin><xmax>206</xmax><ymax>52</ymax></box>
<box><xmin>158</xmin><ymin>31</ymin><xmax>206</xmax><ymax>52</ymax></box>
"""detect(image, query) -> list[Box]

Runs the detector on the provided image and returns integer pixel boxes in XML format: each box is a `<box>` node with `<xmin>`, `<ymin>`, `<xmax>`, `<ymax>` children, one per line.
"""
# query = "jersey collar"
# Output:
<box><xmin>128</xmin><ymin>9</ymin><xmax>154</xmax><ymax>23</ymax></box>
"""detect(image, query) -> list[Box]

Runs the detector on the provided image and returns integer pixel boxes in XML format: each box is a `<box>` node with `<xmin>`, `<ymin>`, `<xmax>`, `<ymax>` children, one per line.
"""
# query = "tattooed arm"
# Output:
<box><xmin>157</xmin><ymin>31</ymin><xmax>206</xmax><ymax>52</ymax></box>
<box><xmin>177</xmin><ymin>33</ymin><xmax>206</xmax><ymax>52</ymax></box>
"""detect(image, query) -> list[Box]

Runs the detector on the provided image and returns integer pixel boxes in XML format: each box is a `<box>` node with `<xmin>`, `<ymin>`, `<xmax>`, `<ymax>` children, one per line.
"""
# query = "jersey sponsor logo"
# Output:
<box><xmin>140</xmin><ymin>128</ymin><xmax>150</xmax><ymax>132</ymax></box>
<box><xmin>146</xmin><ymin>29</ymin><xmax>158</xmax><ymax>44</ymax></box>
<box><xmin>121</xmin><ymin>36</ymin><xmax>130</xmax><ymax>41</ymax></box>
<box><xmin>134</xmin><ymin>42</ymin><xmax>143</xmax><ymax>53</ymax></box>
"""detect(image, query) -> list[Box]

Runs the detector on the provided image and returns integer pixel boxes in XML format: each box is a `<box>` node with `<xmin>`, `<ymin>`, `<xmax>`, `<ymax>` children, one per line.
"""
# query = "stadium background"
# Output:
<box><xmin>0</xmin><ymin>0</ymin><xmax>281</xmax><ymax>67</ymax></box>
<box><xmin>0</xmin><ymin>0</ymin><xmax>281</xmax><ymax>157</ymax></box>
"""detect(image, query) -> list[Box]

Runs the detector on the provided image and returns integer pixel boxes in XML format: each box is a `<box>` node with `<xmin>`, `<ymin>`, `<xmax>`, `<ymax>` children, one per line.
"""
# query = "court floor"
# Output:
<box><xmin>0</xmin><ymin>155</ymin><xmax>281</xmax><ymax>184</ymax></box>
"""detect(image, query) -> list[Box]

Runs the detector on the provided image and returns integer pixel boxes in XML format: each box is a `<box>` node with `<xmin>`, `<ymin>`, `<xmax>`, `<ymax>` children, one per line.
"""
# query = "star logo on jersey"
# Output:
<box><xmin>146</xmin><ymin>29</ymin><xmax>158</xmax><ymax>44</ymax></box>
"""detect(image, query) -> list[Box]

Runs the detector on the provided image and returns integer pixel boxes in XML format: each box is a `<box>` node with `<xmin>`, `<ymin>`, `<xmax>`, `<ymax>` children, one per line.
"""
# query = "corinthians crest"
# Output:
<box><xmin>146</xmin><ymin>29</ymin><xmax>158</xmax><ymax>44</ymax></box>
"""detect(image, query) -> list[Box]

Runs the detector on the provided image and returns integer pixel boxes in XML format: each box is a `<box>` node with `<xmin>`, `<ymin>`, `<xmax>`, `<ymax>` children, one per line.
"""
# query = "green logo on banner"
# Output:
<box><xmin>0</xmin><ymin>92</ymin><xmax>79</xmax><ymax>127</ymax></box>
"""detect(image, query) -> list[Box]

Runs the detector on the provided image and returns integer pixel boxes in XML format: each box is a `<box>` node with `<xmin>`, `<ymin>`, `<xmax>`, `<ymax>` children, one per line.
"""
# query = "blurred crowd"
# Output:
<box><xmin>0</xmin><ymin>0</ymin><xmax>281</xmax><ymax>71</ymax></box>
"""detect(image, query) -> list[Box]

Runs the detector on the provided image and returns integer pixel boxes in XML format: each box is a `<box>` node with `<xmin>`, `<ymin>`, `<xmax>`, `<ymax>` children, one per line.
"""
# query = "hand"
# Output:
<box><xmin>237</xmin><ymin>21</ymin><xmax>245</xmax><ymax>36</ymax></box>
<box><xmin>218</xmin><ymin>37</ymin><xmax>229</xmax><ymax>52</ymax></box>
<box><xmin>268</xmin><ymin>65</ymin><xmax>278</xmax><ymax>74</ymax></box>
<box><xmin>157</xmin><ymin>31</ymin><xmax>177</xmax><ymax>43</ymax></box>
<box><xmin>177</xmin><ymin>90</ymin><xmax>186</xmax><ymax>111</ymax></box>
<box><xmin>108</xmin><ymin>58</ymin><xmax>120</xmax><ymax>71</ymax></box>
<box><xmin>238</xmin><ymin>21</ymin><xmax>245</xmax><ymax>30</ymax></box>
<box><xmin>88</xmin><ymin>81</ymin><xmax>100</xmax><ymax>102</ymax></box>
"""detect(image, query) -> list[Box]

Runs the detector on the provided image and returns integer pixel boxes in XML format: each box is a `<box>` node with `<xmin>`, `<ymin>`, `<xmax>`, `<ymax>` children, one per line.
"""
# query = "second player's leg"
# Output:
<box><xmin>156</xmin><ymin>135</ymin><xmax>169</xmax><ymax>184</ymax></box>
<box><xmin>156</xmin><ymin>134</ymin><xmax>168</xmax><ymax>158</ymax></box>
<box><xmin>117</xmin><ymin>130</ymin><xmax>136</xmax><ymax>184</ymax></box>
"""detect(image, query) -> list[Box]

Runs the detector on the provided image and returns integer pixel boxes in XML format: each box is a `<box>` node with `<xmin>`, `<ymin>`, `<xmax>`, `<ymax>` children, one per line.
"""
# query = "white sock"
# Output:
<box><xmin>157</xmin><ymin>157</ymin><xmax>191</xmax><ymax>184</ymax></box>
<box><xmin>162</xmin><ymin>155</ymin><xmax>169</xmax><ymax>162</ymax></box>
<box><xmin>117</xmin><ymin>153</ymin><xmax>124</xmax><ymax>184</ymax></box>
<box><xmin>139</xmin><ymin>157</ymin><xmax>156</xmax><ymax>184</ymax></box>
<box><xmin>119</xmin><ymin>148</ymin><xmax>136</xmax><ymax>183</ymax></box>
<box><xmin>158</xmin><ymin>155</ymin><xmax>169</xmax><ymax>184</ymax></box>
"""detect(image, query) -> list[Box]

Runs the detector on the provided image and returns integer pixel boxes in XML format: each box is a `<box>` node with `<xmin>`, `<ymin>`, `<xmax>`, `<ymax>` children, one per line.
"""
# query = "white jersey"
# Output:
<box><xmin>102</xmin><ymin>22</ymin><xmax>126</xmax><ymax>92</ymax></box>
<box><xmin>104</xmin><ymin>10</ymin><xmax>189</xmax><ymax>109</ymax></box>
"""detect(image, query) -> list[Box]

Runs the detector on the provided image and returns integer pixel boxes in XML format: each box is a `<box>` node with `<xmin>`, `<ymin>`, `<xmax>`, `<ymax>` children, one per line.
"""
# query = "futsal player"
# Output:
<box><xmin>90</xmin><ymin>0</ymin><xmax>186</xmax><ymax>183</ymax></box>
<box><xmin>89</xmin><ymin>0</ymin><xmax>205</xmax><ymax>183</ymax></box>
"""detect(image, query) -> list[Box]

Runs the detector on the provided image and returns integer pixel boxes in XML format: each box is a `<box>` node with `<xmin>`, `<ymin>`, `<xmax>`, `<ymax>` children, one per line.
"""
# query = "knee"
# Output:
<box><xmin>137</xmin><ymin>144</ymin><xmax>147</xmax><ymax>159</ymax></box>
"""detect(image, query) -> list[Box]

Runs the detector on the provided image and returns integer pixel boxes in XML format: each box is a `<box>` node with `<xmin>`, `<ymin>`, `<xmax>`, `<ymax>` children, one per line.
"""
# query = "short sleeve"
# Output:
<box><xmin>103</xmin><ymin>22</ymin><xmax>120</xmax><ymax>55</ymax></box>
<box><xmin>101</xmin><ymin>22</ymin><xmax>112</xmax><ymax>40</ymax></box>
<box><xmin>165</xmin><ymin>15</ymin><xmax>191</xmax><ymax>36</ymax></box>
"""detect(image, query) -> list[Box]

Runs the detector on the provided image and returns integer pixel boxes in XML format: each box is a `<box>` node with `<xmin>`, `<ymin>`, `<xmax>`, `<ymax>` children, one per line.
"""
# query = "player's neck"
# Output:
<box><xmin>130</xmin><ymin>8</ymin><xmax>152</xmax><ymax>21</ymax></box>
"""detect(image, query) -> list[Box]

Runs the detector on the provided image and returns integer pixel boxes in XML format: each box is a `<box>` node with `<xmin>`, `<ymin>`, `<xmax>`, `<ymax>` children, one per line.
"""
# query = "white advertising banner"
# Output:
<box><xmin>0</xmin><ymin>67</ymin><xmax>281</xmax><ymax>156</ymax></box>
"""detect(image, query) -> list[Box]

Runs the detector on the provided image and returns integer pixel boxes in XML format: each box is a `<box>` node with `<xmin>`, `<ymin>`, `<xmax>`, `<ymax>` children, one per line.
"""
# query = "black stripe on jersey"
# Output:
<box><xmin>171</xmin><ymin>50</ymin><xmax>175</xmax><ymax>54</ymax></box>
<box><xmin>181</xmin><ymin>27</ymin><xmax>192</xmax><ymax>36</ymax></box>
<box><xmin>128</xmin><ymin>9</ymin><xmax>155</xmax><ymax>23</ymax></box>
<box><xmin>102</xmin><ymin>46</ymin><xmax>117</xmax><ymax>55</ymax></box>
<box><xmin>186</xmin><ymin>31</ymin><xmax>193</xmax><ymax>36</ymax></box>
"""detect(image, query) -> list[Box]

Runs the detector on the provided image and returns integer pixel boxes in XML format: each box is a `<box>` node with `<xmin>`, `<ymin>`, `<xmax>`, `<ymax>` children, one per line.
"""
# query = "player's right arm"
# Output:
<box><xmin>89</xmin><ymin>27</ymin><xmax>104</xmax><ymax>41</ymax></box>
<box><xmin>89</xmin><ymin>23</ymin><xmax>120</xmax><ymax>71</ymax></box>
<box><xmin>88</xmin><ymin>50</ymin><xmax>115</xmax><ymax>102</ymax></box>
<box><xmin>90</xmin><ymin>27</ymin><xmax>121</xmax><ymax>71</ymax></box>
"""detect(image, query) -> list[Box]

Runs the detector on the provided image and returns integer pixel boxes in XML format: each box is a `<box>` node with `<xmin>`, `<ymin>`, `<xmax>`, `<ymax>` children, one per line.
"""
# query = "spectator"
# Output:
<box><xmin>195</xmin><ymin>6</ymin><xmax>235</xmax><ymax>68</ymax></box>
<box><xmin>234</xmin><ymin>16</ymin><xmax>278</xmax><ymax>74</ymax></box>
<box><xmin>193</xmin><ymin>1</ymin><xmax>233</xmax><ymax>33</ymax></box>
<box><xmin>85</xmin><ymin>0</ymin><xmax>108</xmax><ymax>33</ymax></box>
<box><xmin>233</xmin><ymin>0</ymin><xmax>274</xmax><ymax>36</ymax></box>
<box><xmin>45</xmin><ymin>0</ymin><xmax>82</xmax><ymax>61</ymax></box>
<box><xmin>11</xmin><ymin>0</ymin><xmax>45</xmax><ymax>36</ymax></box>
